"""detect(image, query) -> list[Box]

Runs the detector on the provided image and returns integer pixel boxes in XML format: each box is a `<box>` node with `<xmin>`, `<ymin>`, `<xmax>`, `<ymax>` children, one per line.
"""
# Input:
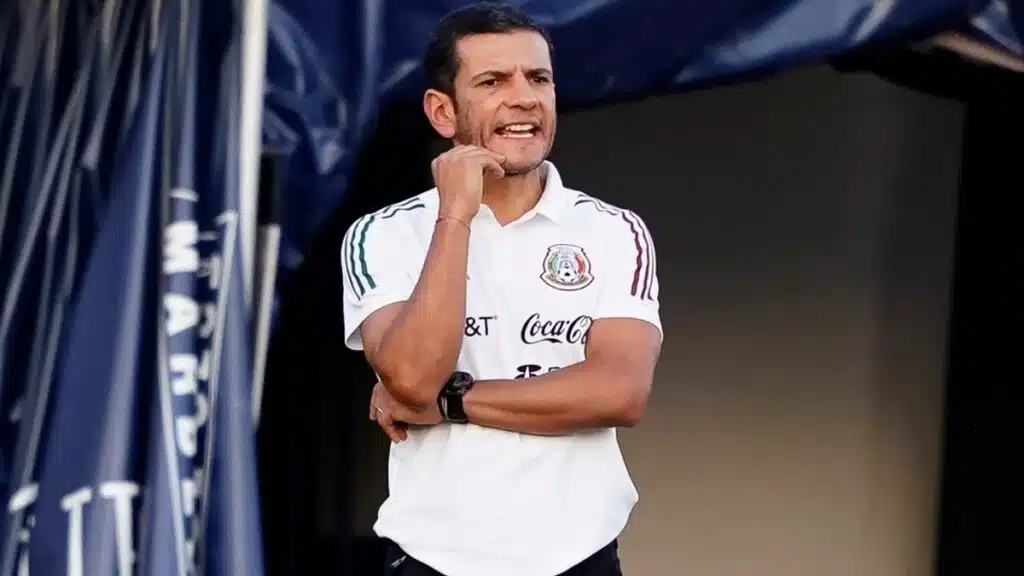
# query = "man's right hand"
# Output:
<box><xmin>431</xmin><ymin>145</ymin><xmax>505</xmax><ymax>221</ymax></box>
<box><xmin>370</xmin><ymin>381</ymin><xmax>443</xmax><ymax>443</ymax></box>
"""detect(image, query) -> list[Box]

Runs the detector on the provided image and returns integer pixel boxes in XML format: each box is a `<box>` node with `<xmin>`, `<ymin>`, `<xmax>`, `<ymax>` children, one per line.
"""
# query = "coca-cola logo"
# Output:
<box><xmin>520</xmin><ymin>313</ymin><xmax>593</xmax><ymax>345</ymax></box>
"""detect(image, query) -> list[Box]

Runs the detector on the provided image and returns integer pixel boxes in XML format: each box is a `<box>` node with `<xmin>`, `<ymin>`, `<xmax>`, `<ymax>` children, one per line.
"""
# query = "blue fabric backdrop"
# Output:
<box><xmin>263</xmin><ymin>0</ymin><xmax>1022</xmax><ymax>273</ymax></box>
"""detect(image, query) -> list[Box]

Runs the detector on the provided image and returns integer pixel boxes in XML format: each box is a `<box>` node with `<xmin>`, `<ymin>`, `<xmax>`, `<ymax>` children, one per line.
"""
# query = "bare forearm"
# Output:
<box><xmin>462</xmin><ymin>360</ymin><xmax>648</xmax><ymax>435</ymax></box>
<box><xmin>375</xmin><ymin>220</ymin><xmax>468</xmax><ymax>406</ymax></box>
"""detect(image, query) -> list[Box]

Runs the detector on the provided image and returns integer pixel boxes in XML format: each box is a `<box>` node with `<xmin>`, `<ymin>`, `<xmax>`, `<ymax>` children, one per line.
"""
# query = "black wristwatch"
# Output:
<box><xmin>437</xmin><ymin>371</ymin><xmax>474</xmax><ymax>424</ymax></box>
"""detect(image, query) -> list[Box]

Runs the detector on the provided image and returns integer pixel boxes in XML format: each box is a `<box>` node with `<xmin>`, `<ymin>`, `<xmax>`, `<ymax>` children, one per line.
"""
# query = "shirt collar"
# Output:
<box><xmin>473</xmin><ymin>161</ymin><xmax>570</xmax><ymax>225</ymax></box>
<box><xmin>530</xmin><ymin>161</ymin><xmax>570</xmax><ymax>223</ymax></box>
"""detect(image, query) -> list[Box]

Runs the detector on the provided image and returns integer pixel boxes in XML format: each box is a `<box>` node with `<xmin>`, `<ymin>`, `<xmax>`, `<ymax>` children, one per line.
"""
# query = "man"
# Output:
<box><xmin>341</xmin><ymin>4</ymin><xmax>662</xmax><ymax>575</ymax></box>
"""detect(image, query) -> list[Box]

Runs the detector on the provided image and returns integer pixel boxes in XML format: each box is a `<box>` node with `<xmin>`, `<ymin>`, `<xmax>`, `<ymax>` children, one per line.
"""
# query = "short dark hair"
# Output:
<box><xmin>423</xmin><ymin>3</ymin><xmax>554</xmax><ymax>97</ymax></box>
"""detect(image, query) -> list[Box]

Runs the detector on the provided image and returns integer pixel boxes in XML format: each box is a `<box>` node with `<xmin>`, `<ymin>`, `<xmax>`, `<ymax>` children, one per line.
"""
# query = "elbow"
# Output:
<box><xmin>372</xmin><ymin>339</ymin><xmax>452</xmax><ymax>408</ymax></box>
<box><xmin>376</xmin><ymin>362</ymin><xmax>442</xmax><ymax>409</ymax></box>
<box><xmin>385</xmin><ymin>380</ymin><xmax>435</xmax><ymax>409</ymax></box>
<box><xmin>609</xmin><ymin>380</ymin><xmax>650</xmax><ymax>428</ymax></box>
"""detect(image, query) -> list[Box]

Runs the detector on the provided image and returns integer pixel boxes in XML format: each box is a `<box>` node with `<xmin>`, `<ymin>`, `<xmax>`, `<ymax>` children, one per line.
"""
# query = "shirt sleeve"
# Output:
<box><xmin>340</xmin><ymin>210</ymin><xmax>421</xmax><ymax>351</ymax></box>
<box><xmin>593</xmin><ymin>209</ymin><xmax>663</xmax><ymax>341</ymax></box>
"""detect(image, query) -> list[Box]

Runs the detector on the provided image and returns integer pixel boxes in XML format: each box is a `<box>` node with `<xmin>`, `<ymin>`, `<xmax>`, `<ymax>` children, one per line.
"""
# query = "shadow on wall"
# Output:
<box><xmin>349</xmin><ymin>63</ymin><xmax>961</xmax><ymax>576</ymax></box>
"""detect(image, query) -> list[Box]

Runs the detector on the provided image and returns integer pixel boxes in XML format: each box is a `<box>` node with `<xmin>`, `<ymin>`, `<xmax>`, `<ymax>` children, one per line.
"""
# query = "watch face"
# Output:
<box><xmin>452</xmin><ymin>371</ymin><xmax>474</xmax><ymax>390</ymax></box>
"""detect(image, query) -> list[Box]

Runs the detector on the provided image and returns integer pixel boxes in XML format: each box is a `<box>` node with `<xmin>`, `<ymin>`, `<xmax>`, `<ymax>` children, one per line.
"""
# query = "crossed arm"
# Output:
<box><xmin>341</xmin><ymin>206</ymin><xmax>661</xmax><ymax>439</ymax></box>
<box><xmin>459</xmin><ymin>317</ymin><xmax>660</xmax><ymax>434</ymax></box>
<box><xmin>361</xmin><ymin>305</ymin><xmax>661</xmax><ymax>438</ymax></box>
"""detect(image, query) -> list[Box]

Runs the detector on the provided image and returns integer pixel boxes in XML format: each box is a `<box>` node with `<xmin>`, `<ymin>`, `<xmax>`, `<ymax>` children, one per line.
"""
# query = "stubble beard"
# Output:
<box><xmin>453</xmin><ymin>108</ymin><xmax>548</xmax><ymax>177</ymax></box>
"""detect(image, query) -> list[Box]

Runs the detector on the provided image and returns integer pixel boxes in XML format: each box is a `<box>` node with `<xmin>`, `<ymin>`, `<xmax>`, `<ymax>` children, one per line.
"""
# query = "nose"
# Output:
<box><xmin>506</xmin><ymin>72</ymin><xmax>539</xmax><ymax>109</ymax></box>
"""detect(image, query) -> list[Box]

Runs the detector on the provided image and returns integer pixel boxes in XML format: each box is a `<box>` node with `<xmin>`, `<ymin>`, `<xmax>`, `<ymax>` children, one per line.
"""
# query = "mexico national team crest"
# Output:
<box><xmin>540</xmin><ymin>244</ymin><xmax>594</xmax><ymax>291</ymax></box>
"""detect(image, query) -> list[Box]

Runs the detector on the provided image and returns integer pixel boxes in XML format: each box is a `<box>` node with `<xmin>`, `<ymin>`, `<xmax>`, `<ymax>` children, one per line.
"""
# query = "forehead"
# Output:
<box><xmin>454</xmin><ymin>31</ymin><xmax>552</xmax><ymax>79</ymax></box>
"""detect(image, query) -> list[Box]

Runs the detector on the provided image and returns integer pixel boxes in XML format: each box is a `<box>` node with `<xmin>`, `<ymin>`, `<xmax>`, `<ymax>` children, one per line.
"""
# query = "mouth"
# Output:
<box><xmin>494</xmin><ymin>122</ymin><xmax>541</xmax><ymax>139</ymax></box>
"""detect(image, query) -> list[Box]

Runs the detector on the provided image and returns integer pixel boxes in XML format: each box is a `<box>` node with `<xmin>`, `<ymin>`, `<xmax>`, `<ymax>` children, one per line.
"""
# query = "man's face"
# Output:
<box><xmin>450</xmin><ymin>31</ymin><xmax>556</xmax><ymax>175</ymax></box>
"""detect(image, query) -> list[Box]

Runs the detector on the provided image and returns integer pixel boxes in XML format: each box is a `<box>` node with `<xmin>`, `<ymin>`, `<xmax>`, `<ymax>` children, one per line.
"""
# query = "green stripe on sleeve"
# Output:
<box><xmin>350</xmin><ymin>201</ymin><xmax>428</xmax><ymax>299</ymax></box>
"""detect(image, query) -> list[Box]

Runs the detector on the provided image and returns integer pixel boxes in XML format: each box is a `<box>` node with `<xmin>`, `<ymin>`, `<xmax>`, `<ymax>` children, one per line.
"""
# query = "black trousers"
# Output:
<box><xmin>384</xmin><ymin>539</ymin><xmax>622</xmax><ymax>576</ymax></box>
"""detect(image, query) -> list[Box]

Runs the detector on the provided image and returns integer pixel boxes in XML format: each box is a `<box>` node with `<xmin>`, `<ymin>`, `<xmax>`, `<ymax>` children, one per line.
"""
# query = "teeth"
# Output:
<box><xmin>498</xmin><ymin>123</ymin><xmax>537</xmax><ymax>138</ymax></box>
<box><xmin>501</xmin><ymin>124</ymin><xmax>535</xmax><ymax>132</ymax></box>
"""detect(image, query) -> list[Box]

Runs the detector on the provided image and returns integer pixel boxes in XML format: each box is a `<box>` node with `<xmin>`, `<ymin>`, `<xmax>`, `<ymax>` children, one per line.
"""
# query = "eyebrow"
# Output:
<box><xmin>470</xmin><ymin>68</ymin><xmax>553</xmax><ymax>82</ymax></box>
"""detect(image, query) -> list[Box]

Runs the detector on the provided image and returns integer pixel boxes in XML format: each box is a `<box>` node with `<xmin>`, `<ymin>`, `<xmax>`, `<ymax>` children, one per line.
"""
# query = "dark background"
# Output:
<box><xmin>257</xmin><ymin>48</ymin><xmax>1020</xmax><ymax>575</ymax></box>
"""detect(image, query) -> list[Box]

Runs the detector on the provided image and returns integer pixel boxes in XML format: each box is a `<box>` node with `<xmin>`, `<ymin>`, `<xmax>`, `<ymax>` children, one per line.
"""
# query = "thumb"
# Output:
<box><xmin>483</xmin><ymin>158</ymin><xmax>505</xmax><ymax>179</ymax></box>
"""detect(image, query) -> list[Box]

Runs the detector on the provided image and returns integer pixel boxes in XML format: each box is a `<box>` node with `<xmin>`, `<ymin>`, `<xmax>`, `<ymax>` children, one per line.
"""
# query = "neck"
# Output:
<box><xmin>482</xmin><ymin>168</ymin><xmax>544</xmax><ymax>225</ymax></box>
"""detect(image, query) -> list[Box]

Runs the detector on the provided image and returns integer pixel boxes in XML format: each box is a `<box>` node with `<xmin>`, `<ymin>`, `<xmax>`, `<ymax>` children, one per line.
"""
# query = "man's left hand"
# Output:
<box><xmin>370</xmin><ymin>381</ymin><xmax>443</xmax><ymax>442</ymax></box>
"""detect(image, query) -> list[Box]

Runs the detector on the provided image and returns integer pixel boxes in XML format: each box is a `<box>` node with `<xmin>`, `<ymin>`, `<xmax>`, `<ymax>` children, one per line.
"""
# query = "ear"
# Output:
<box><xmin>423</xmin><ymin>89</ymin><xmax>457</xmax><ymax>139</ymax></box>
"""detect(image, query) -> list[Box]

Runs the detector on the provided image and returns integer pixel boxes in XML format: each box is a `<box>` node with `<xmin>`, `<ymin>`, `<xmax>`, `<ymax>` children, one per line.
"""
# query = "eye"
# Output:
<box><xmin>479</xmin><ymin>78</ymin><xmax>498</xmax><ymax>87</ymax></box>
<box><xmin>531</xmin><ymin>75</ymin><xmax>551</xmax><ymax>84</ymax></box>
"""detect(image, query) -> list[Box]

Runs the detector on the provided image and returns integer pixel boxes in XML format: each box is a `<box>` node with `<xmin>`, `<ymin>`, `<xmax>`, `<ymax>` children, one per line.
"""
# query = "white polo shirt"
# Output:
<box><xmin>341</xmin><ymin>162</ymin><xmax>661</xmax><ymax>576</ymax></box>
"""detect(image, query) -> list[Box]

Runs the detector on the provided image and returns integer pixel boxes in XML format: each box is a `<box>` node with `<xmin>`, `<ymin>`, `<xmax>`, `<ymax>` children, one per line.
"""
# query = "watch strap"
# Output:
<box><xmin>438</xmin><ymin>371</ymin><xmax>473</xmax><ymax>423</ymax></box>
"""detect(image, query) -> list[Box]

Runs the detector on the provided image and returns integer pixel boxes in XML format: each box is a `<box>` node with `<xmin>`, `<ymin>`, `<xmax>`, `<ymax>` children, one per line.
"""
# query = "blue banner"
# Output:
<box><xmin>265</xmin><ymin>0</ymin><xmax>1023</xmax><ymax>275</ymax></box>
<box><xmin>0</xmin><ymin>17</ymin><xmax>95</xmax><ymax>574</ymax></box>
<box><xmin>24</xmin><ymin>13</ymin><xmax>166</xmax><ymax>574</ymax></box>
<box><xmin>0</xmin><ymin>1</ymin><xmax>265</xmax><ymax>573</ymax></box>
<box><xmin>0</xmin><ymin>2</ymin><xmax>49</xmax><ymax>435</ymax></box>
<box><xmin>136</xmin><ymin>0</ymin><xmax>201</xmax><ymax>573</ymax></box>
<box><xmin>142</xmin><ymin>1</ymin><xmax>266</xmax><ymax>573</ymax></box>
<box><xmin>196</xmin><ymin>2</ymin><xmax>265</xmax><ymax>572</ymax></box>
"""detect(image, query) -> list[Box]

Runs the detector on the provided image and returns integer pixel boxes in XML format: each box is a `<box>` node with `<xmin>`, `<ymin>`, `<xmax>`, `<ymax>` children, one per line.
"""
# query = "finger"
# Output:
<box><xmin>394</xmin><ymin>421</ymin><xmax>409</xmax><ymax>441</ymax></box>
<box><xmin>449</xmin><ymin>144</ymin><xmax>479</xmax><ymax>155</ymax></box>
<box><xmin>376</xmin><ymin>412</ymin><xmax>396</xmax><ymax>437</ymax></box>
<box><xmin>454</xmin><ymin>147</ymin><xmax>504</xmax><ymax>172</ymax></box>
<box><xmin>481</xmin><ymin>148</ymin><xmax>506</xmax><ymax>163</ymax></box>
<box><xmin>481</xmin><ymin>158</ymin><xmax>505</xmax><ymax>179</ymax></box>
<box><xmin>461</xmin><ymin>145</ymin><xmax>504</xmax><ymax>162</ymax></box>
<box><xmin>449</xmin><ymin>145</ymin><xmax>494</xmax><ymax>161</ymax></box>
<box><xmin>369</xmin><ymin>387</ymin><xmax>380</xmax><ymax>420</ymax></box>
<box><xmin>442</xmin><ymin>145</ymin><xmax>476</xmax><ymax>160</ymax></box>
<box><xmin>379</xmin><ymin>422</ymin><xmax>402</xmax><ymax>443</ymax></box>
<box><xmin>378</xmin><ymin>415</ymin><xmax>406</xmax><ymax>443</ymax></box>
<box><xmin>471</xmin><ymin>148</ymin><xmax>507</xmax><ymax>168</ymax></box>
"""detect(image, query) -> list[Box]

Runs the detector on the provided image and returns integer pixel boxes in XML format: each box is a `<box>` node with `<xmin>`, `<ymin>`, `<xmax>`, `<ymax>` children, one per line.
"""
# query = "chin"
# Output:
<box><xmin>487</xmin><ymin>138</ymin><xmax>549</xmax><ymax>170</ymax></box>
<box><xmin>496</xmin><ymin>150</ymin><xmax>547</xmax><ymax>176</ymax></box>
<box><xmin>502</xmin><ymin>159</ymin><xmax>544</xmax><ymax>177</ymax></box>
